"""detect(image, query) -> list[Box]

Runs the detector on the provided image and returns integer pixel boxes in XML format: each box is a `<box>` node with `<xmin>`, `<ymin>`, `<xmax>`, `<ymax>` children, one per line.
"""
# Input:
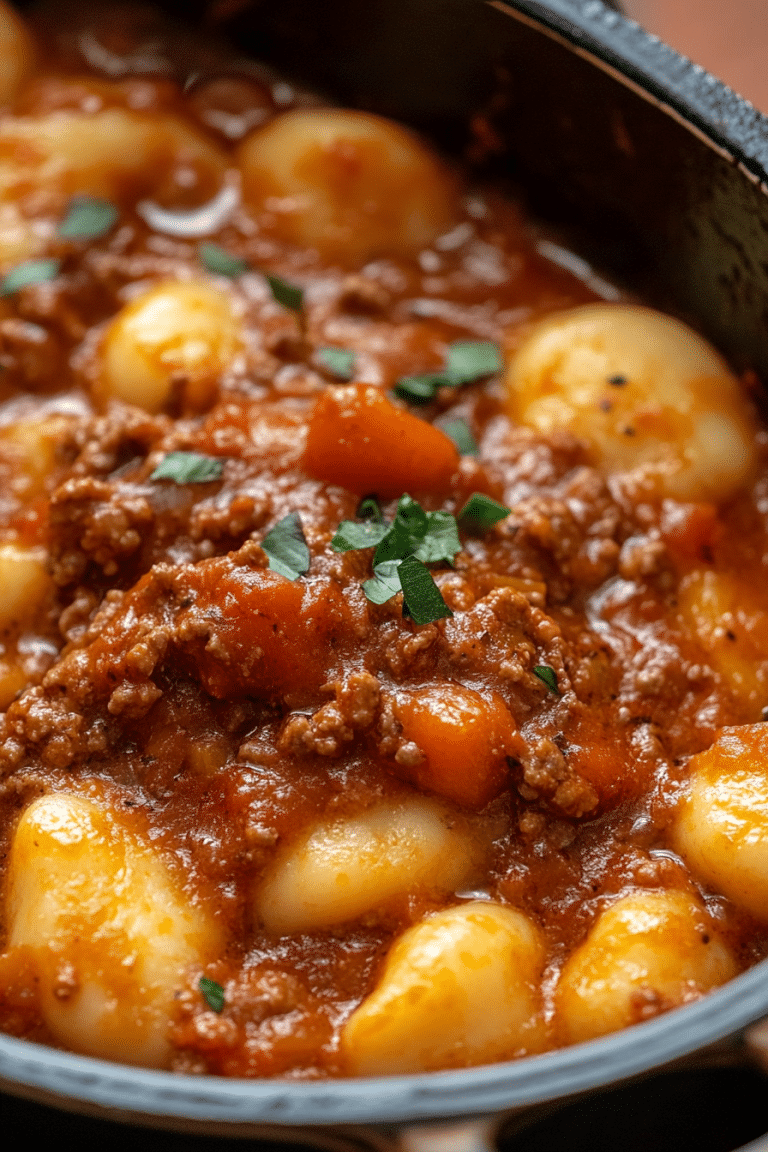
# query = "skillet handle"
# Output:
<box><xmin>396</xmin><ymin>1118</ymin><xmax>497</xmax><ymax>1152</ymax></box>
<box><xmin>745</xmin><ymin>1018</ymin><xmax>768</xmax><ymax>1074</ymax></box>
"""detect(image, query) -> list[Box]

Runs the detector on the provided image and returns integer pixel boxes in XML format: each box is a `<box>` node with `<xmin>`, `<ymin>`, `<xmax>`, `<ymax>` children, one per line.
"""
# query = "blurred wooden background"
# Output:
<box><xmin>625</xmin><ymin>0</ymin><xmax>768</xmax><ymax>112</ymax></box>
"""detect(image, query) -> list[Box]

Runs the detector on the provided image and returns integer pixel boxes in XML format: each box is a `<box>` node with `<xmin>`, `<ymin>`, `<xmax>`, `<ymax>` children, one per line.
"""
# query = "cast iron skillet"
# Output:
<box><xmin>4</xmin><ymin>0</ymin><xmax>768</xmax><ymax>1147</ymax></box>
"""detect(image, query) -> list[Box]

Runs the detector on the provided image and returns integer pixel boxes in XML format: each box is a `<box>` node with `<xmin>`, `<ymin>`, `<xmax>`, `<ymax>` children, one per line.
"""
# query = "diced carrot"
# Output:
<box><xmin>187</xmin><ymin>561</ymin><xmax>353</xmax><ymax>701</ymax></box>
<box><xmin>302</xmin><ymin>384</ymin><xmax>459</xmax><ymax>497</ymax></box>
<box><xmin>389</xmin><ymin>683</ymin><xmax>521</xmax><ymax>809</ymax></box>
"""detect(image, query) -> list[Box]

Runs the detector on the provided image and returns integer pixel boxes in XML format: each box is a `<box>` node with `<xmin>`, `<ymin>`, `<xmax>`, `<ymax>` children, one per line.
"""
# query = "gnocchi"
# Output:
<box><xmin>256</xmin><ymin>796</ymin><xmax>480</xmax><ymax>936</ymax></box>
<box><xmin>238</xmin><ymin>108</ymin><xmax>457</xmax><ymax>263</ymax></box>
<box><xmin>100</xmin><ymin>280</ymin><xmax>242</xmax><ymax>412</ymax></box>
<box><xmin>507</xmin><ymin>304</ymin><xmax>757</xmax><ymax>500</ymax></box>
<box><xmin>674</xmin><ymin>724</ymin><xmax>768</xmax><ymax>921</ymax></box>
<box><xmin>555</xmin><ymin>890</ymin><xmax>737</xmax><ymax>1044</ymax></box>
<box><xmin>7</xmin><ymin>792</ymin><xmax>219</xmax><ymax>1067</ymax></box>
<box><xmin>342</xmin><ymin>901</ymin><xmax>546</xmax><ymax>1074</ymax></box>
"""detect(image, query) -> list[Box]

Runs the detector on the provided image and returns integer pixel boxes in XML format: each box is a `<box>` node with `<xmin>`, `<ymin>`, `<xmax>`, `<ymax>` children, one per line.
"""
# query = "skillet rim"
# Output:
<box><xmin>3</xmin><ymin>0</ymin><xmax>768</xmax><ymax>1129</ymax></box>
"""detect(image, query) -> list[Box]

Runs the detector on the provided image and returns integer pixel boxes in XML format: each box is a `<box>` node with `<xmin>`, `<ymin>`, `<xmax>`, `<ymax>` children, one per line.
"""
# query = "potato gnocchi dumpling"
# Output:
<box><xmin>676</xmin><ymin>570</ymin><xmax>768</xmax><ymax>719</ymax></box>
<box><xmin>6</xmin><ymin>792</ymin><xmax>219</xmax><ymax>1067</ymax></box>
<box><xmin>507</xmin><ymin>304</ymin><xmax>757</xmax><ymax>500</ymax></box>
<box><xmin>0</xmin><ymin>542</ymin><xmax>51</xmax><ymax>631</ymax></box>
<box><xmin>555</xmin><ymin>890</ymin><xmax>737</xmax><ymax>1044</ymax></box>
<box><xmin>675</xmin><ymin>725</ymin><xmax>768</xmax><ymax>921</ymax></box>
<box><xmin>100</xmin><ymin>280</ymin><xmax>242</xmax><ymax>412</ymax></box>
<box><xmin>238</xmin><ymin>108</ymin><xmax>457</xmax><ymax>264</ymax></box>
<box><xmin>255</xmin><ymin>796</ymin><xmax>480</xmax><ymax>936</ymax></box>
<box><xmin>341</xmin><ymin>901</ymin><xmax>546</xmax><ymax>1074</ymax></box>
<box><xmin>0</xmin><ymin>1</ymin><xmax>34</xmax><ymax>108</ymax></box>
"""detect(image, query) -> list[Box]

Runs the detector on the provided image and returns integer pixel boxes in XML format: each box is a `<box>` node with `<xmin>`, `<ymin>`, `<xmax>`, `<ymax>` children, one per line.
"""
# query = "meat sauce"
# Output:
<box><xmin>0</xmin><ymin>0</ymin><xmax>766</xmax><ymax>1079</ymax></box>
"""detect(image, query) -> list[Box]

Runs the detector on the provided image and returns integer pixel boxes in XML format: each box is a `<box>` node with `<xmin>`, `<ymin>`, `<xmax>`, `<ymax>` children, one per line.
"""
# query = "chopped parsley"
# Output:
<box><xmin>150</xmin><ymin>451</ymin><xmax>224</xmax><ymax>484</ymax></box>
<box><xmin>59</xmin><ymin>196</ymin><xmax>119</xmax><ymax>241</ymax></box>
<box><xmin>262</xmin><ymin>512</ymin><xmax>310</xmax><ymax>580</ymax></box>
<box><xmin>199</xmin><ymin>976</ymin><xmax>225</xmax><ymax>1013</ymax></box>
<box><xmin>362</xmin><ymin>559</ymin><xmax>403</xmax><ymax>605</ymax></box>
<box><xmin>446</xmin><ymin>340</ymin><xmax>503</xmax><ymax>383</ymax></box>
<box><xmin>0</xmin><ymin>258</ymin><xmax>61</xmax><ymax>296</ymax></box>
<box><xmin>198</xmin><ymin>242</ymin><xmax>250</xmax><ymax>278</ymax></box>
<box><xmin>458</xmin><ymin>492</ymin><xmax>511</xmax><ymax>530</ymax></box>
<box><xmin>333</xmin><ymin>494</ymin><xmax>461</xmax><ymax>569</ymax></box>
<box><xmin>333</xmin><ymin>494</ymin><xmax>458</xmax><ymax>624</ymax></box>
<box><xmin>318</xmin><ymin>346</ymin><xmax>356</xmax><ymax>381</ymax></box>
<box><xmin>397</xmin><ymin>554</ymin><xmax>453</xmax><ymax>624</ymax></box>
<box><xmin>266</xmin><ymin>273</ymin><xmax>304</xmax><ymax>313</ymax></box>
<box><xmin>440</xmin><ymin>417</ymin><xmax>479</xmax><ymax>456</ymax></box>
<box><xmin>394</xmin><ymin>340</ymin><xmax>503</xmax><ymax>404</ymax></box>
<box><xmin>533</xmin><ymin>665</ymin><xmax>561</xmax><ymax>696</ymax></box>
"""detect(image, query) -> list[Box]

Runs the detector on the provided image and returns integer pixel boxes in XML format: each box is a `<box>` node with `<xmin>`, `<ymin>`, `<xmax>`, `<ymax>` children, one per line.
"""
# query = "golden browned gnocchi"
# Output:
<box><xmin>0</xmin><ymin>0</ymin><xmax>765</xmax><ymax>1084</ymax></box>
<box><xmin>7</xmin><ymin>792</ymin><xmax>219</xmax><ymax>1066</ymax></box>
<box><xmin>100</xmin><ymin>280</ymin><xmax>242</xmax><ymax>412</ymax></box>
<box><xmin>675</xmin><ymin>725</ymin><xmax>768</xmax><ymax>921</ymax></box>
<box><xmin>341</xmin><ymin>902</ymin><xmax>545</xmax><ymax>1074</ymax></box>
<box><xmin>256</xmin><ymin>797</ymin><xmax>481</xmax><ymax>936</ymax></box>
<box><xmin>237</xmin><ymin>108</ymin><xmax>458</xmax><ymax>264</ymax></box>
<box><xmin>555</xmin><ymin>891</ymin><xmax>737</xmax><ymax>1044</ymax></box>
<box><xmin>507</xmin><ymin>304</ymin><xmax>757</xmax><ymax>500</ymax></box>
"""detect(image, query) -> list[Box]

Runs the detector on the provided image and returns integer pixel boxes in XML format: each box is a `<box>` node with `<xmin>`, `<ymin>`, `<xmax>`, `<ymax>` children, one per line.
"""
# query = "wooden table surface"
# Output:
<box><xmin>624</xmin><ymin>0</ymin><xmax>768</xmax><ymax>112</ymax></box>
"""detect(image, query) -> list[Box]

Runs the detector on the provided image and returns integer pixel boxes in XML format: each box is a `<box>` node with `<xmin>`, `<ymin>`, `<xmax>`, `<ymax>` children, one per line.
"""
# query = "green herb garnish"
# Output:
<box><xmin>445</xmin><ymin>340</ymin><xmax>503</xmax><ymax>383</ymax></box>
<box><xmin>397</xmin><ymin>555</ymin><xmax>453</xmax><ymax>624</ymax></box>
<box><xmin>59</xmin><ymin>196</ymin><xmax>118</xmax><ymax>241</ymax></box>
<box><xmin>0</xmin><ymin>258</ymin><xmax>61</xmax><ymax>296</ymax></box>
<box><xmin>266</xmin><ymin>273</ymin><xmax>304</xmax><ymax>313</ymax></box>
<box><xmin>318</xmin><ymin>346</ymin><xmax>355</xmax><ymax>381</ymax></box>
<box><xmin>362</xmin><ymin>559</ymin><xmax>404</xmax><ymax>605</ymax></box>
<box><xmin>458</xmin><ymin>492</ymin><xmax>511</xmax><ymax>530</ymax></box>
<box><xmin>262</xmin><ymin>512</ymin><xmax>310</xmax><ymax>580</ymax></box>
<box><xmin>199</xmin><ymin>976</ymin><xmax>225</xmax><ymax>1013</ymax></box>
<box><xmin>199</xmin><ymin>242</ymin><xmax>250</xmax><ymax>278</ymax></box>
<box><xmin>150</xmin><ymin>451</ymin><xmax>224</xmax><ymax>484</ymax></box>
<box><xmin>334</xmin><ymin>495</ymin><xmax>458</xmax><ymax>624</ymax></box>
<box><xmin>331</xmin><ymin>518</ymin><xmax>390</xmax><ymax>552</ymax></box>
<box><xmin>440</xmin><ymin>418</ymin><xmax>479</xmax><ymax>456</ymax></box>
<box><xmin>394</xmin><ymin>340</ymin><xmax>503</xmax><ymax>404</ymax></box>
<box><xmin>394</xmin><ymin>372</ymin><xmax>453</xmax><ymax>405</ymax></box>
<box><xmin>357</xmin><ymin>496</ymin><xmax>383</xmax><ymax>521</ymax></box>
<box><xmin>533</xmin><ymin>665</ymin><xmax>561</xmax><ymax>696</ymax></box>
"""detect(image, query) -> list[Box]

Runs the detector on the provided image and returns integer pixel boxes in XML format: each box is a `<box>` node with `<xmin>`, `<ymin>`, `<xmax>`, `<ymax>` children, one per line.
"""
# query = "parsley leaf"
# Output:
<box><xmin>357</xmin><ymin>496</ymin><xmax>383</xmax><ymax>521</ymax></box>
<box><xmin>318</xmin><ymin>346</ymin><xmax>355</xmax><ymax>381</ymax></box>
<box><xmin>394</xmin><ymin>372</ymin><xmax>453</xmax><ymax>405</ymax></box>
<box><xmin>198</xmin><ymin>242</ymin><xmax>250</xmax><ymax>278</ymax></box>
<box><xmin>533</xmin><ymin>665</ymin><xmax>561</xmax><ymax>696</ymax></box>
<box><xmin>0</xmin><ymin>258</ymin><xmax>61</xmax><ymax>296</ymax></box>
<box><xmin>446</xmin><ymin>340</ymin><xmax>503</xmax><ymax>383</ymax></box>
<box><xmin>394</xmin><ymin>341</ymin><xmax>503</xmax><ymax>404</ymax></box>
<box><xmin>266</xmin><ymin>273</ymin><xmax>304</xmax><ymax>312</ymax></box>
<box><xmin>372</xmin><ymin>495</ymin><xmax>460</xmax><ymax>568</ymax></box>
<box><xmin>331</xmin><ymin>518</ymin><xmax>390</xmax><ymax>552</ymax></box>
<box><xmin>361</xmin><ymin>556</ymin><xmax>453</xmax><ymax>624</ymax></box>
<box><xmin>150</xmin><ymin>451</ymin><xmax>224</xmax><ymax>484</ymax></box>
<box><xmin>59</xmin><ymin>196</ymin><xmax>118</xmax><ymax>241</ymax></box>
<box><xmin>262</xmin><ymin>512</ymin><xmax>310</xmax><ymax>580</ymax></box>
<box><xmin>398</xmin><ymin>555</ymin><xmax>453</xmax><ymax>624</ymax></box>
<box><xmin>458</xmin><ymin>492</ymin><xmax>511</xmax><ymax>529</ymax></box>
<box><xmin>362</xmin><ymin>559</ymin><xmax>403</xmax><ymax>604</ymax></box>
<box><xmin>440</xmin><ymin>417</ymin><xmax>478</xmax><ymax>456</ymax></box>
<box><xmin>199</xmin><ymin>976</ymin><xmax>225</xmax><ymax>1013</ymax></box>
